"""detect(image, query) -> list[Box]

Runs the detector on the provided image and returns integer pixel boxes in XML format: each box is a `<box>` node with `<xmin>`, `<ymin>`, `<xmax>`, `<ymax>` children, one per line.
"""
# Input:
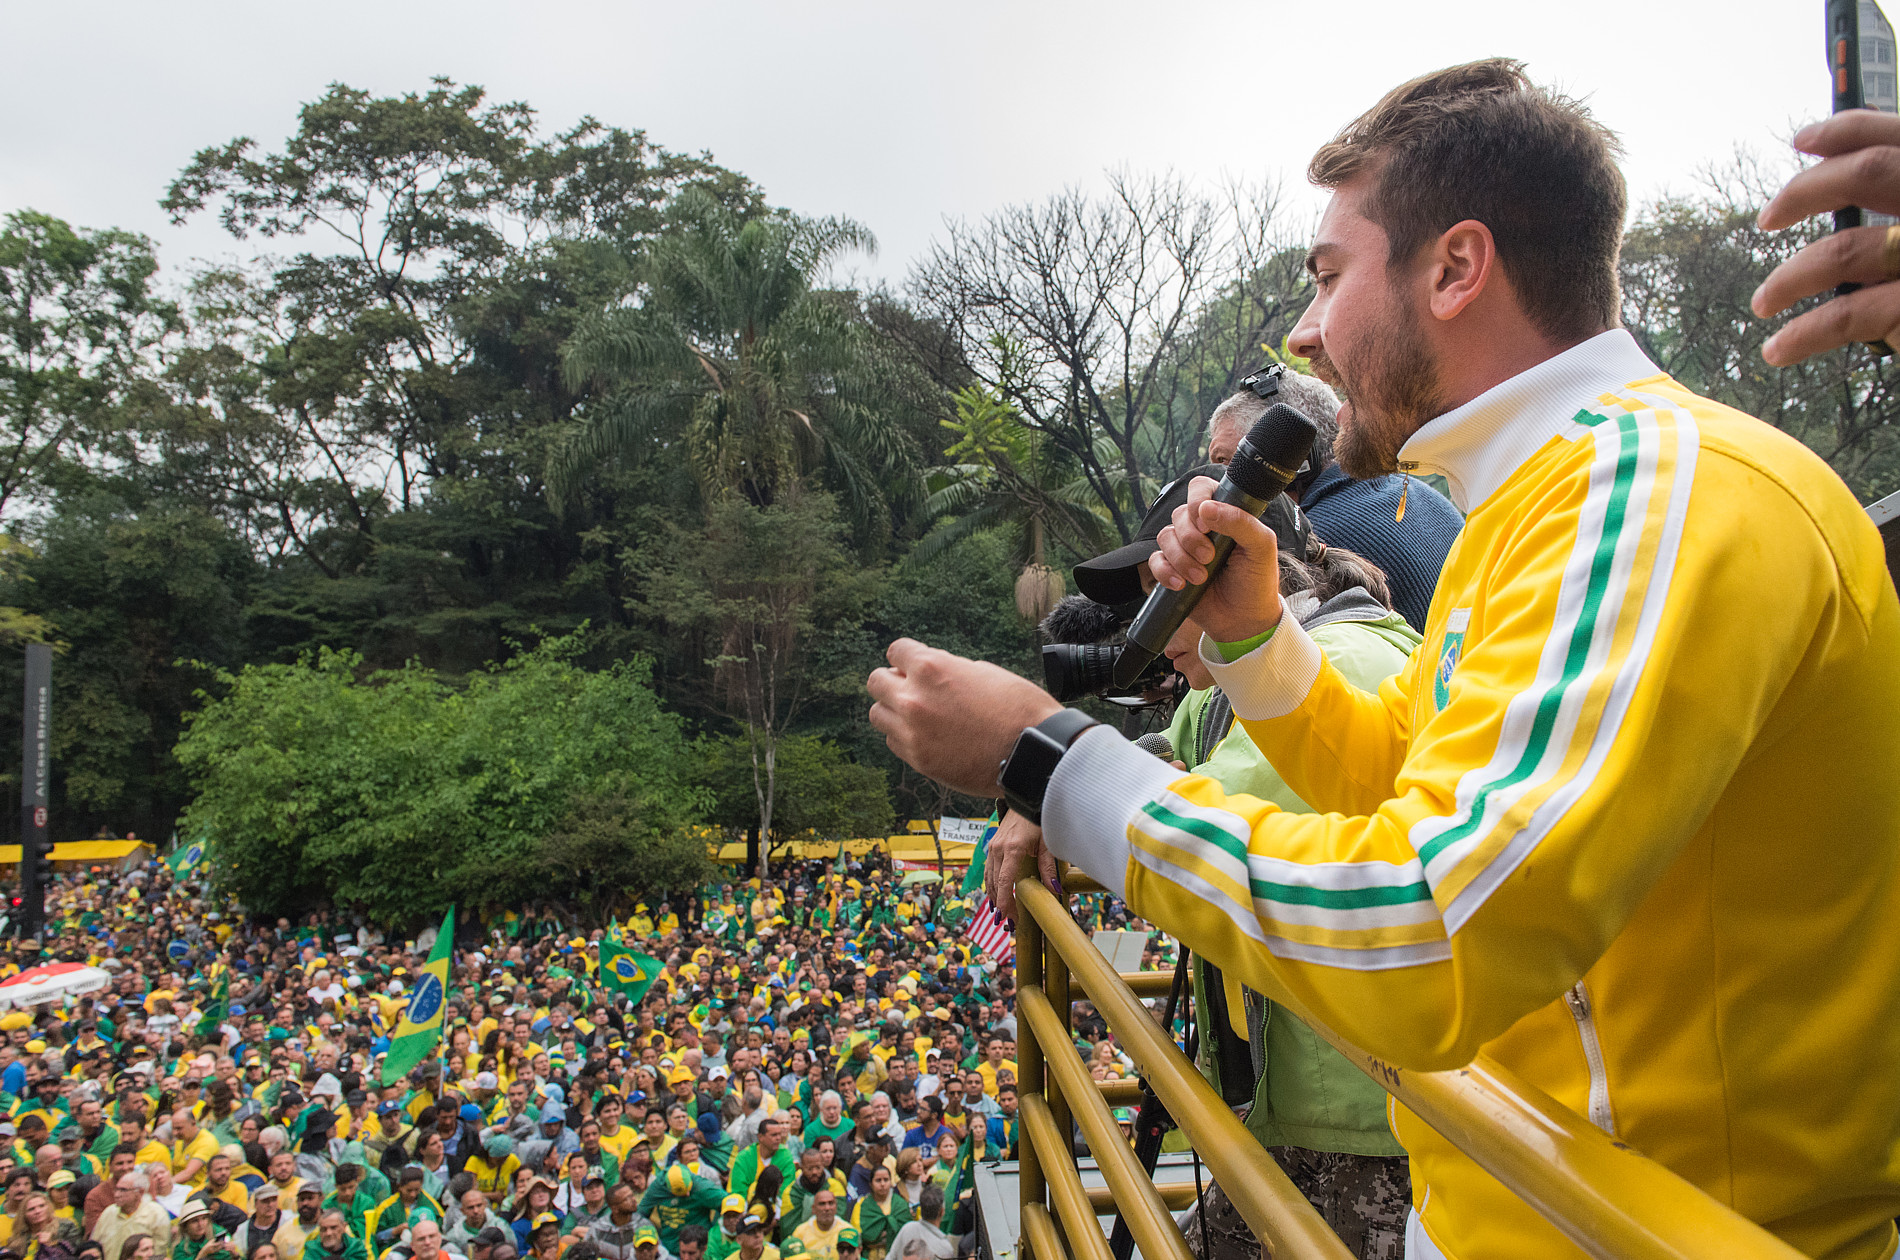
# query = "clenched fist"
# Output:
<box><xmin>866</xmin><ymin>638</ymin><xmax>1061</xmax><ymax>797</ymax></box>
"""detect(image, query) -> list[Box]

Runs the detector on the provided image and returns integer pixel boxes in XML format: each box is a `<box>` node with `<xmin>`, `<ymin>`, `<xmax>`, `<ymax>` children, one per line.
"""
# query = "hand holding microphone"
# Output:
<box><xmin>1113</xmin><ymin>404</ymin><xmax>1318</xmax><ymax>685</ymax></box>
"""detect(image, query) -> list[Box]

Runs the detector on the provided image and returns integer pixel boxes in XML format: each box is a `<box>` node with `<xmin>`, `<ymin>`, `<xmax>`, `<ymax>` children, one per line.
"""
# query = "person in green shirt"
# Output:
<box><xmin>725</xmin><ymin>1119</ymin><xmax>794</xmax><ymax>1202</ymax></box>
<box><xmin>804</xmin><ymin>1094</ymin><xmax>852</xmax><ymax>1150</ymax></box>
<box><xmin>321</xmin><ymin>1165</ymin><xmax>376</xmax><ymax>1243</ymax></box>
<box><xmin>638</xmin><ymin>1164</ymin><xmax>726</xmax><ymax>1254</ymax></box>
<box><xmin>173</xmin><ymin>1200</ymin><xmax>222</xmax><ymax>1260</ymax></box>
<box><xmin>302</xmin><ymin>1209</ymin><xmax>369</xmax><ymax>1260</ymax></box>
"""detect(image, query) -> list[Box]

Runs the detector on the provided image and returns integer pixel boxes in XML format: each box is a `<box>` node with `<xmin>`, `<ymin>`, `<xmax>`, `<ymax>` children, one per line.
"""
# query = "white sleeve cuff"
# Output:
<box><xmin>1197</xmin><ymin>606</ymin><xmax>1323</xmax><ymax>721</ymax></box>
<box><xmin>1042</xmin><ymin>724</ymin><xmax>1188</xmax><ymax>901</ymax></box>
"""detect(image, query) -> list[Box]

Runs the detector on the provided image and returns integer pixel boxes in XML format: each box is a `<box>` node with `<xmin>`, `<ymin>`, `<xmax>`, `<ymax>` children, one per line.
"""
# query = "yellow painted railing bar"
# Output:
<box><xmin>1095</xmin><ymin>1079</ymin><xmax>1143</xmax><ymax>1107</ymax></box>
<box><xmin>1020</xmin><ymin>984</ymin><xmax>1198</xmax><ymax>1260</ymax></box>
<box><xmin>1020</xmin><ymin>882</ymin><xmax>1355</xmax><ymax>1260</ymax></box>
<box><xmin>1083</xmin><ymin>970</ymin><xmax>1170</xmax><ymax>999</ymax></box>
<box><xmin>1019</xmin><ymin>878</ymin><xmax>1802</xmax><ymax>1260</ymax></box>
<box><xmin>1020</xmin><ymin>1095</ymin><xmax>1116</xmax><ymax>1260</ymax></box>
<box><xmin>1062</xmin><ymin>870</ymin><xmax>1106</xmax><ymax>894</ymax></box>
<box><xmin>1017</xmin><ymin>906</ymin><xmax>1047</xmax><ymax>1218</ymax></box>
<box><xmin>1086</xmin><ymin>1184</ymin><xmax>1199</xmax><ymax>1212</ymax></box>
<box><xmin>1020</xmin><ymin>1202</ymin><xmax>1070</xmax><ymax>1260</ymax></box>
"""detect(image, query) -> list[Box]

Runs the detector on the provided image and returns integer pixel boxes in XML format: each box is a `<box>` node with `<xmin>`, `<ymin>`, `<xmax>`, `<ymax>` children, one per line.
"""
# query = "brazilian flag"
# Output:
<box><xmin>166</xmin><ymin>839</ymin><xmax>206</xmax><ymax>878</ymax></box>
<box><xmin>196</xmin><ymin>972</ymin><xmax>229</xmax><ymax>1040</ymax></box>
<box><xmin>381</xmin><ymin>907</ymin><xmax>453</xmax><ymax>1085</ymax></box>
<box><xmin>600</xmin><ymin>941</ymin><xmax>663</xmax><ymax>1004</ymax></box>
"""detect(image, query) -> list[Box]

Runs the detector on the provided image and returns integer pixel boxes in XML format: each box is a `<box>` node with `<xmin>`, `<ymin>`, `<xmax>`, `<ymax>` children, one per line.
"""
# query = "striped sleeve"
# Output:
<box><xmin>1045</xmin><ymin>401</ymin><xmax>1756</xmax><ymax>1067</ymax></box>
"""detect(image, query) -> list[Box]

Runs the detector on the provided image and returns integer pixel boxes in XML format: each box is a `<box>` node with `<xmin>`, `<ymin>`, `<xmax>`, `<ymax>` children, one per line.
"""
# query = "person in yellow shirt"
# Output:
<box><xmin>464</xmin><ymin>1134</ymin><xmax>520</xmax><ymax>1205</ymax></box>
<box><xmin>204</xmin><ymin>1151</ymin><xmax>251</xmax><ymax>1213</ymax></box>
<box><xmin>169</xmin><ymin>1107</ymin><xmax>218</xmax><ymax>1189</ymax></box>
<box><xmin>974</xmin><ymin>1038</ymin><xmax>1015</xmax><ymax>1099</ymax></box>
<box><xmin>118</xmin><ymin>1111</ymin><xmax>169</xmax><ymax>1172</ymax></box>
<box><xmin>594</xmin><ymin>1097</ymin><xmax>636</xmax><ymax>1164</ymax></box>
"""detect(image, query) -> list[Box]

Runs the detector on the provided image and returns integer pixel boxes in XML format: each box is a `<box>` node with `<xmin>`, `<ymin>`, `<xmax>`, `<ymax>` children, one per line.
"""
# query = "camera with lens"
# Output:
<box><xmin>1039</xmin><ymin>595</ymin><xmax>1185</xmax><ymax>706</ymax></box>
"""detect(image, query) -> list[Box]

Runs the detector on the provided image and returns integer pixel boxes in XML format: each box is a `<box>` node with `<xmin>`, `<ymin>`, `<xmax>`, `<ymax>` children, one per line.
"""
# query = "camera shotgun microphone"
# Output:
<box><xmin>1111</xmin><ymin>402</ymin><xmax>1319</xmax><ymax>688</ymax></box>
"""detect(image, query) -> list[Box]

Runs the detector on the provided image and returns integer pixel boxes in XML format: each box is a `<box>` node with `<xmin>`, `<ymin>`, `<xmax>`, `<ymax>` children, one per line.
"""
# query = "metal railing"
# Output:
<box><xmin>1013</xmin><ymin>875</ymin><xmax>1804</xmax><ymax>1260</ymax></box>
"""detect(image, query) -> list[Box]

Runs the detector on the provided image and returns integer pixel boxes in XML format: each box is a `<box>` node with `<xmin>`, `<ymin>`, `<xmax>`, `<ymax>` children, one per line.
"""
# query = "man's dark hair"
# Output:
<box><xmin>1308</xmin><ymin>58</ymin><xmax>1625</xmax><ymax>345</ymax></box>
<box><xmin>678</xmin><ymin>1229</ymin><xmax>709</xmax><ymax>1250</ymax></box>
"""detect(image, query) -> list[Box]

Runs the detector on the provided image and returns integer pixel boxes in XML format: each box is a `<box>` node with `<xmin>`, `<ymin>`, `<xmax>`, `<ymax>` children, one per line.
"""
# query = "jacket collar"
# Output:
<box><xmin>1395</xmin><ymin>328</ymin><xmax>1662</xmax><ymax>513</ymax></box>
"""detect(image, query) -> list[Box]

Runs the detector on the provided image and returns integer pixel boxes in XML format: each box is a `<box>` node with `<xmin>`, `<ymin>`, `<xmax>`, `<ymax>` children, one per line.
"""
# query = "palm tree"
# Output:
<box><xmin>551</xmin><ymin>190</ymin><xmax>916</xmax><ymax>514</ymax></box>
<box><xmin>915</xmin><ymin>375</ymin><xmax>1116</xmax><ymax>622</ymax></box>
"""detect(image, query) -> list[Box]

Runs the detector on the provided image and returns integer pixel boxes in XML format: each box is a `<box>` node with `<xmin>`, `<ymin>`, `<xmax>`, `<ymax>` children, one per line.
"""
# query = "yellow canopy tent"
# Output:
<box><xmin>0</xmin><ymin>839</ymin><xmax>154</xmax><ymax>871</ymax></box>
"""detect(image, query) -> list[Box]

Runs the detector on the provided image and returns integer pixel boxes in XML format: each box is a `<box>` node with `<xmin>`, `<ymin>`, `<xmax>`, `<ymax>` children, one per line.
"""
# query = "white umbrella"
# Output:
<box><xmin>0</xmin><ymin>962</ymin><xmax>110</xmax><ymax>1009</ymax></box>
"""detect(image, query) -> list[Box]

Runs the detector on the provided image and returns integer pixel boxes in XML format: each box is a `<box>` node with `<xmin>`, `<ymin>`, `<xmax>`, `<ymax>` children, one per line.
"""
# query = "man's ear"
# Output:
<box><xmin>1428</xmin><ymin>219</ymin><xmax>1497</xmax><ymax>322</ymax></box>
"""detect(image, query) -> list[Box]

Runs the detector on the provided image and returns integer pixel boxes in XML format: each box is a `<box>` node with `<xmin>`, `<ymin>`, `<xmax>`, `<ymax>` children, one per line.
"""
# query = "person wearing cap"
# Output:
<box><xmin>729</xmin><ymin>1212</ymin><xmax>774</xmax><ymax>1260</ymax></box>
<box><xmin>701</xmin><ymin>1194</ymin><xmax>747</xmax><ymax>1260</ymax></box>
<box><xmin>229</xmin><ymin>1181</ymin><xmax>294</xmax><ymax>1260</ymax></box>
<box><xmin>47</xmin><ymin>1168</ymin><xmax>78</xmax><ymax>1223</ymax></box>
<box><xmin>630</xmin><ymin>1223</ymin><xmax>668</xmax><ymax>1260</ymax></box>
<box><xmin>362</xmin><ymin>1104</ymin><xmax>414</xmax><ymax>1178</ymax></box>
<box><xmin>464</xmin><ymin>1135</ymin><xmax>519</xmax><ymax>1208</ymax></box>
<box><xmin>171</xmin><ymin>1197</ymin><xmax>223</xmax><ymax>1260</ymax></box>
<box><xmin>635</xmin><ymin>1165</ymin><xmax>723</xmax><ymax>1258</ymax></box>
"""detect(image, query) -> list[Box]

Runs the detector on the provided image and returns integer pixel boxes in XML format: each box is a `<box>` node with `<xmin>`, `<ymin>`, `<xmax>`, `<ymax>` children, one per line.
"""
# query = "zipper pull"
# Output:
<box><xmin>1565</xmin><ymin>984</ymin><xmax>1590</xmax><ymax>1020</ymax></box>
<box><xmin>1395</xmin><ymin>461</ymin><xmax>1417</xmax><ymax>522</ymax></box>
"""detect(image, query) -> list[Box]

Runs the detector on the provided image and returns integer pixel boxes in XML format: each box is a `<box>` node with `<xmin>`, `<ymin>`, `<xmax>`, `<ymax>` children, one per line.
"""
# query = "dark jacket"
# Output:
<box><xmin>1299</xmin><ymin>462</ymin><xmax>1461</xmax><ymax>632</ymax></box>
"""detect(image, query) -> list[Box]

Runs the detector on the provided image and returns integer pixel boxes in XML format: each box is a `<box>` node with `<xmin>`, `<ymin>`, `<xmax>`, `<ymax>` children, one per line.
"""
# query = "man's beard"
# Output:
<box><xmin>1311</xmin><ymin>293</ymin><xmax>1448</xmax><ymax>479</ymax></box>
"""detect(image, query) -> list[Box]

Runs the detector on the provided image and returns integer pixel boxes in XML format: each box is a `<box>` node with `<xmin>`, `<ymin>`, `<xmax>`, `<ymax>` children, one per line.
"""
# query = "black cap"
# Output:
<box><xmin>1072</xmin><ymin>463</ymin><xmax>1314</xmax><ymax>607</ymax></box>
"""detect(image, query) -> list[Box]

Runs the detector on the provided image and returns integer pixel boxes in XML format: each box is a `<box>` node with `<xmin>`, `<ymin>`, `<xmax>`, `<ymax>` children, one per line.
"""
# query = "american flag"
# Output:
<box><xmin>968</xmin><ymin>894</ymin><xmax>1015</xmax><ymax>963</ymax></box>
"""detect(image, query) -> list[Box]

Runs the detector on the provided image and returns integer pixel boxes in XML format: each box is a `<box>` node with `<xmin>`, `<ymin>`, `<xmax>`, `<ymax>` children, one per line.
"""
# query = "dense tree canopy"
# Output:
<box><xmin>0</xmin><ymin>82</ymin><xmax>1891</xmax><ymax>916</ymax></box>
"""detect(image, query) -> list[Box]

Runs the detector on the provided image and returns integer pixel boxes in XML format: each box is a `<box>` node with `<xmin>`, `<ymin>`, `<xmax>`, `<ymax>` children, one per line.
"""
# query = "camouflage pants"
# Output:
<box><xmin>1177</xmin><ymin>1149</ymin><xmax>1410</xmax><ymax>1260</ymax></box>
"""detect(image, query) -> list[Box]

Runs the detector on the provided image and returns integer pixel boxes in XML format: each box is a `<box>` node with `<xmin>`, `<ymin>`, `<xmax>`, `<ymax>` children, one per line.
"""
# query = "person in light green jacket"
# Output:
<box><xmin>1140</xmin><ymin>522</ymin><xmax>1422</xmax><ymax>1260</ymax></box>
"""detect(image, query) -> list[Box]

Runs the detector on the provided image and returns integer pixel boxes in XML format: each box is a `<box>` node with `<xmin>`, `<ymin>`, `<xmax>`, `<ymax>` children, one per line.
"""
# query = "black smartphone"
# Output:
<box><xmin>1827</xmin><ymin>0</ymin><xmax>1895</xmax><ymax>354</ymax></box>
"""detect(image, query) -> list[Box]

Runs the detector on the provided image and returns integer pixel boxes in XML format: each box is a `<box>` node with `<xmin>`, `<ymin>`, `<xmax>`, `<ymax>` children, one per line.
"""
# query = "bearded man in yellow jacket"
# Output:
<box><xmin>867</xmin><ymin>59</ymin><xmax>1900</xmax><ymax>1260</ymax></box>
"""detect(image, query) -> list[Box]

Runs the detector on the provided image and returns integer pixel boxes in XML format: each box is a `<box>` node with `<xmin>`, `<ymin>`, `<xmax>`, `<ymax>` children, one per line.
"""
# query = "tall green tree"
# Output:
<box><xmin>0</xmin><ymin>211</ymin><xmax>180</xmax><ymax>520</ymax></box>
<box><xmin>155</xmin><ymin>79</ymin><xmax>756</xmax><ymax>671</ymax></box>
<box><xmin>555</xmin><ymin>189</ymin><xmax>921</xmax><ymax>519</ymax></box>
<box><xmin>630</xmin><ymin>492</ymin><xmax>882</xmax><ymax>876</ymax></box>
<box><xmin>0</xmin><ymin>495</ymin><xmax>256</xmax><ymax>843</ymax></box>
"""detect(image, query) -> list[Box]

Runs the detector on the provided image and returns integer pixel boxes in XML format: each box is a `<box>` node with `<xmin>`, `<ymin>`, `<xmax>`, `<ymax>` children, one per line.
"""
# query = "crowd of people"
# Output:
<box><xmin>0</xmin><ymin>857</ymin><xmax>1157</xmax><ymax>1260</ymax></box>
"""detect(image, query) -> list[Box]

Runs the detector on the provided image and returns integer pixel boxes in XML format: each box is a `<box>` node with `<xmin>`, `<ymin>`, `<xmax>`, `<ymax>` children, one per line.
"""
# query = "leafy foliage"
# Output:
<box><xmin>695</xmin><ymin>732</ymin><xmax>894</xmax><ymax>844</ymax></box>
<box><xmin>556</xmin><ymin>189</ymin><xmax>922</xmax><ymax>521</ymax></box>
<box><xmin>176</xmin><ymin>635</ymin><xmax>709</xmax><ymax>924</ymax></box>
<box><xmin>0</xmin><ymin>212</ymin><xmax>180</xmax><ymax>519</ymax></box>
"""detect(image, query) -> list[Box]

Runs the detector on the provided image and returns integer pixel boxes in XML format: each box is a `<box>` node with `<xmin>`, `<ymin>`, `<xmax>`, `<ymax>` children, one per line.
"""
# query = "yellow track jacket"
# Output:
<box><xmin>1041</xmin><ymin>330</ymin><xmax>1900</xmax><ymax>1260</ymax></box>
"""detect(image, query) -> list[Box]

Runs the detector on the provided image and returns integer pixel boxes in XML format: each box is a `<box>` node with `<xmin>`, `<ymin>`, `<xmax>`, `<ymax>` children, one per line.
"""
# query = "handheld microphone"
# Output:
<box><xmin>1131</xmin><ymin>732</ymin><xmax>1176</xmax><ymax>762</ymax></box>
<box><xmin>1111</xmin><ymin>403</ymin><xmax>1318</xmax><ymax>688</ymax></box>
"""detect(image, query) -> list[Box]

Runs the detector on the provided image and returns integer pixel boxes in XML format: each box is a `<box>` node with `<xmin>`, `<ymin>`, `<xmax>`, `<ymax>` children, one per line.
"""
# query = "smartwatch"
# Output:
<box><xmin>996</xmin><ymin>708</ymin><xmax>1101</xmax><ymax>824</ymax></box>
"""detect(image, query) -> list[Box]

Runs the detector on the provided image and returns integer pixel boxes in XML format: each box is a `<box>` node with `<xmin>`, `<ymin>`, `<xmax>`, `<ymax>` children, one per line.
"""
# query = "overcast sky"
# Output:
<box><xmin>0</xmin><ymin>0</ymin><xmax>1863</xmax><ymax>290</ymax></box>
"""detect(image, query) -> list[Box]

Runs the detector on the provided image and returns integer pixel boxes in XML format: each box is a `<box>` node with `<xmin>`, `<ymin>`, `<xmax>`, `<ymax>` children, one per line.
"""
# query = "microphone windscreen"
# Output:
<box><xmin>1041</xmin><ymin>595</ymin><xmax>1129</xmax><ymax>646</ymax></box>
<box><xmin>1226</xmin><ymin>403</ymin><xmax>1320</xmax><ymax>500</ymax></box>
<box><xmin>1132</xmin><ymin>732</ymin><xmax>1176</xmax><ymax>762</ymax></box>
